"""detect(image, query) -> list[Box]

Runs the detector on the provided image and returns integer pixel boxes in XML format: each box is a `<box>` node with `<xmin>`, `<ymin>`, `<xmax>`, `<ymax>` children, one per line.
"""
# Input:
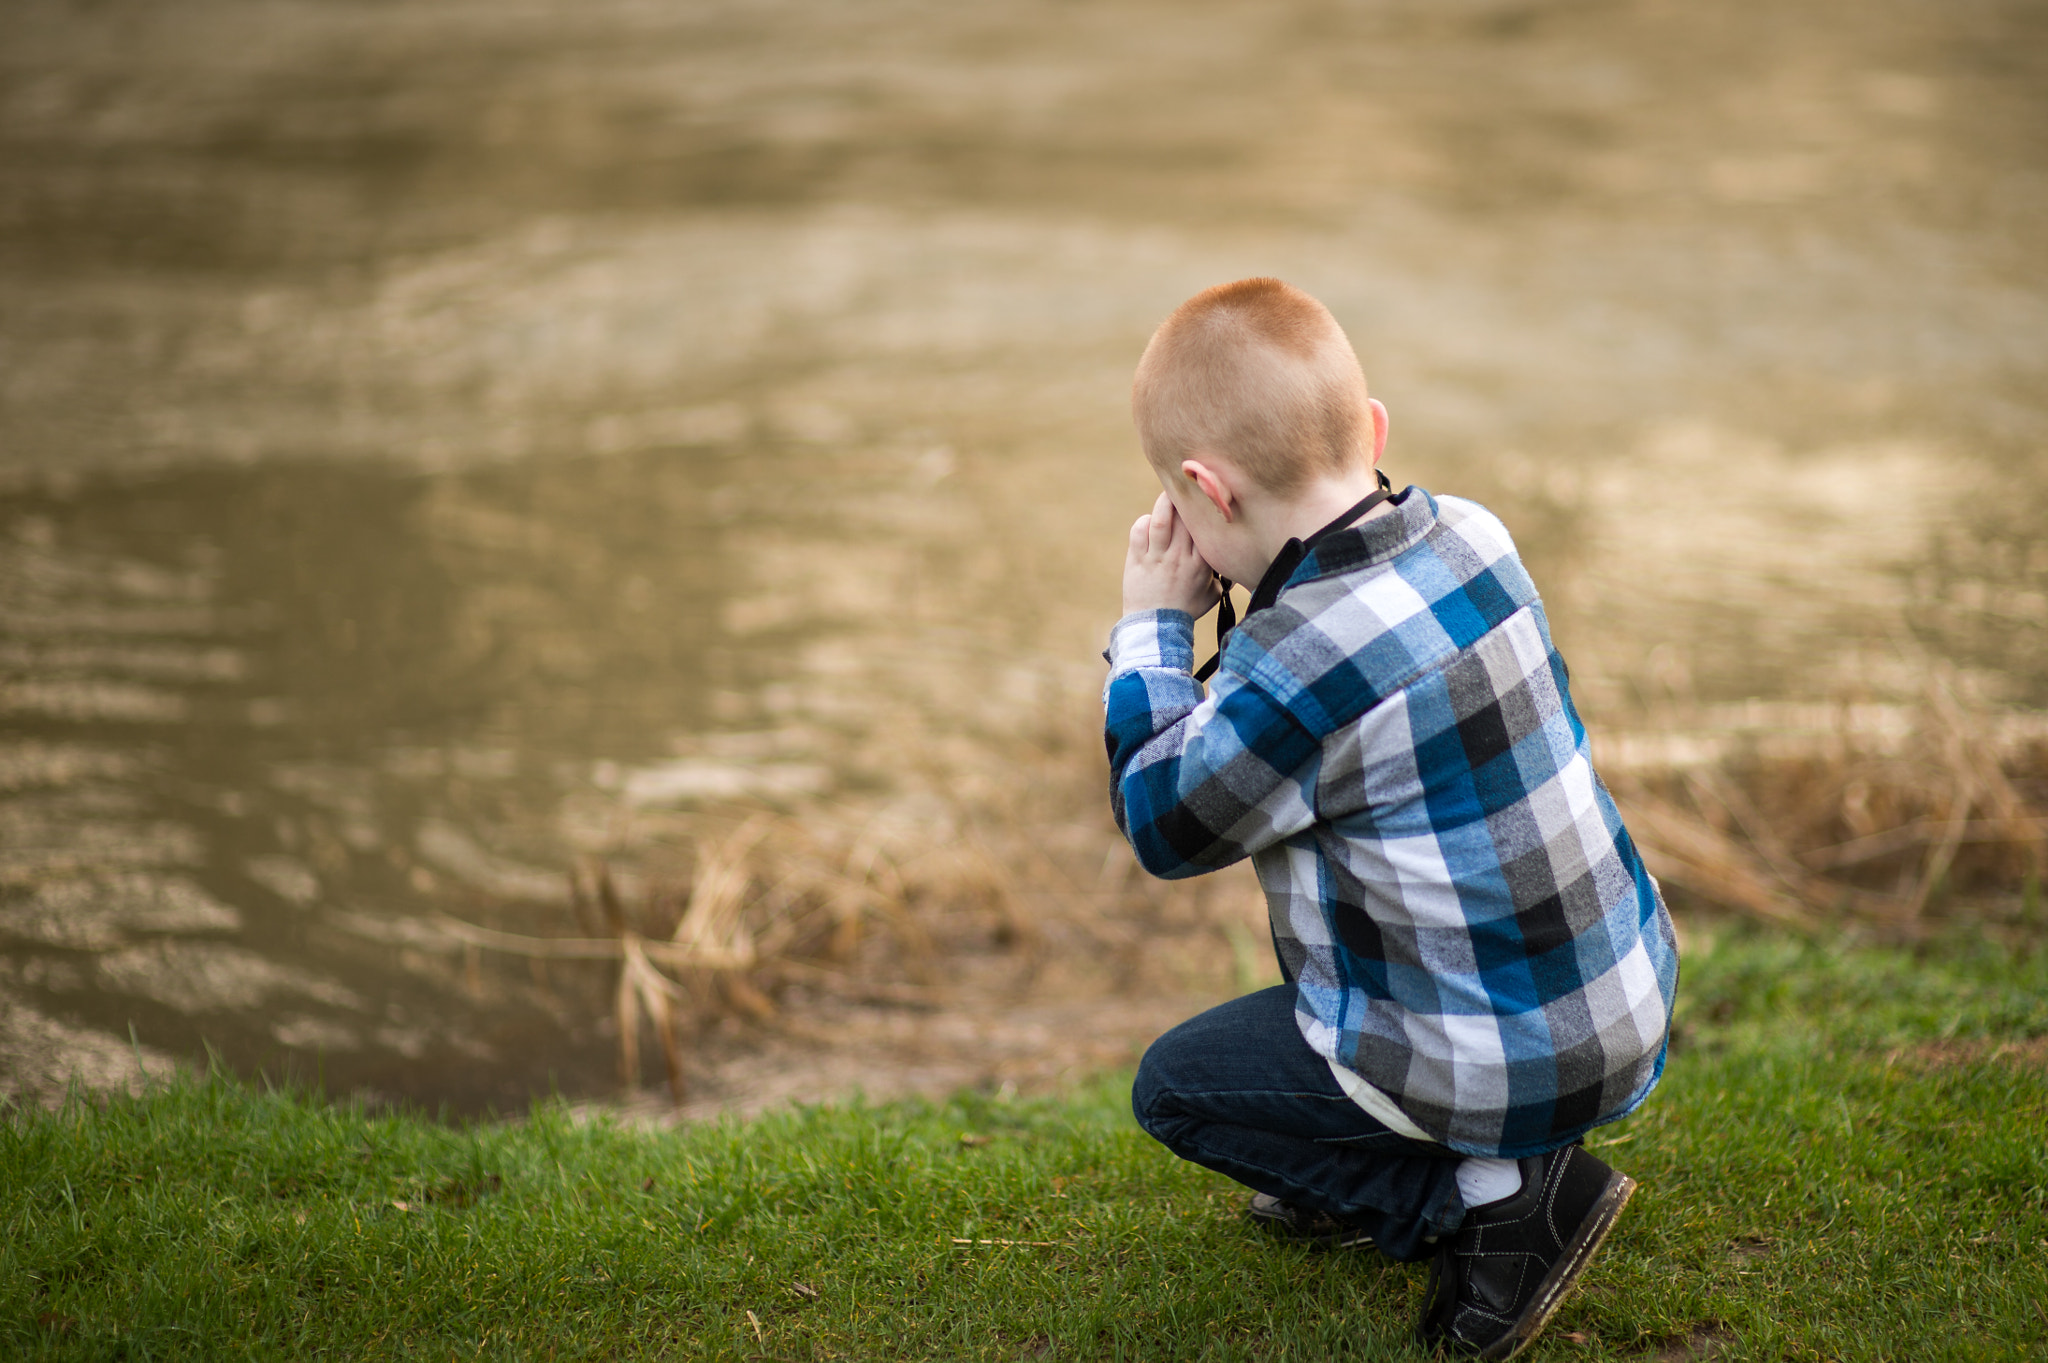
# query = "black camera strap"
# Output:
<box><xmin>1193</xmin><ymin>469</ymin><xmax>1394</xmax><ymax>683</ymax></box>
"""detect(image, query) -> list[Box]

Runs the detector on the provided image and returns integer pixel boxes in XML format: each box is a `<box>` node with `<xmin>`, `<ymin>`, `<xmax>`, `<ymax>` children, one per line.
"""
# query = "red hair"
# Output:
<box><xmin>1132</xmin><ymin>278</ymin><xmax>1372</xmax><ymax>494</ymax></box>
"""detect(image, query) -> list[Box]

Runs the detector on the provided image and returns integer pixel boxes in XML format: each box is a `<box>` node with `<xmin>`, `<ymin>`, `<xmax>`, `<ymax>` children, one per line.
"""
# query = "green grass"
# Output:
<box><xmin>6</xmin><ymin>926</ymin><xmax>2047</xmax><ymax>1361</ymax></box>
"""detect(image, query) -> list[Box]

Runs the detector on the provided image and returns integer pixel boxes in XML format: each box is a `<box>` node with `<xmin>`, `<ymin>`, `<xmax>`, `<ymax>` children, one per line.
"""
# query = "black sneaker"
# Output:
<box><xmin>1415</xmin><ymin>1145</ymin><xmax>1635</xmax><ymax>1359</ymax></box>
<box><xmin>1245</xmin><ymin>1192</ymin><xmax>1377</xmax><ymax>1251</ymax></box>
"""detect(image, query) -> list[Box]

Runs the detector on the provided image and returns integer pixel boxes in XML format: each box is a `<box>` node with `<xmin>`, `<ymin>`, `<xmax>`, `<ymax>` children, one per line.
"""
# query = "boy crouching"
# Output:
<box><xmin>1103</xmin><ymin>278</ymin><xmax>1678</xmax><ymax>1359</ymax></box>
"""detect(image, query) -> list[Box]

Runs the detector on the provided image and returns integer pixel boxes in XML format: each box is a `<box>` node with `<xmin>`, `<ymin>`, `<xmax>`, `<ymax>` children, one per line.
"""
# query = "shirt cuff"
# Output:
<box><xmin>1104</xmin><ymin>609</ymin><xmax>1196</xmax><ymax>676</ymax></box>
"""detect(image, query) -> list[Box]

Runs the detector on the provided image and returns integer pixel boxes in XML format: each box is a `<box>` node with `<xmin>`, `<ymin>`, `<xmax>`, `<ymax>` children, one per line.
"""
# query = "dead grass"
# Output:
<box><xmin>351</xmin><ymin>663</ymin><xmax>2048</xmax><ymax>1107</ymax></box>
<box><xmin>1884</xmin><ymin>1035</ymin><xmax>2048</xmax><ymax>1073</ymax></box>
<box><xmin>1602</xmin><ymin>665</ymin><xmax>2047</xmax><ymax>938</ymax></box>
<box><xmin>350</xmin><ymin>741</ymin><xmax>1245</xmax><ymax>1107</ymax></box>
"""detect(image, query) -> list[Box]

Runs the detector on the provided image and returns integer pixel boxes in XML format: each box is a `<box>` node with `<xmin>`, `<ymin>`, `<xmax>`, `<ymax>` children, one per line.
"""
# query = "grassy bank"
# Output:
<box><xmin>5</xmin><ymin>926</ymin><xmax>2047</xmax><ymax>1361</ymax></box>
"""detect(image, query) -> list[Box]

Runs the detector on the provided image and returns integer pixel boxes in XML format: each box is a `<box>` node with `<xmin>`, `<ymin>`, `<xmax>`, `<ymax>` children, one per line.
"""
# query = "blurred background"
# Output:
<box><xmin>3</xmin><ymin>0</ymin><xmax>2044</xmax><ymax>1115</ymax></box>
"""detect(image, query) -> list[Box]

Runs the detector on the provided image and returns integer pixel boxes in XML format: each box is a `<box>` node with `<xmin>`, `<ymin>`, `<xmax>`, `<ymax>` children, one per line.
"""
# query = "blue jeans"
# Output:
<box><xmin>1131</xmin><ymin>985</ymin><xmax>1468</xmax><ymax>1262</ymax></box>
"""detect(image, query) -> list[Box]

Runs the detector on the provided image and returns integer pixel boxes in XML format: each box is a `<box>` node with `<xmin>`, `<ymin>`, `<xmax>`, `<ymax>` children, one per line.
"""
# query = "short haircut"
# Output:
<box><xmin>1131</xmin><ymin>278</ymin><xmax>1372</xmax><ymax>495</ymax></box>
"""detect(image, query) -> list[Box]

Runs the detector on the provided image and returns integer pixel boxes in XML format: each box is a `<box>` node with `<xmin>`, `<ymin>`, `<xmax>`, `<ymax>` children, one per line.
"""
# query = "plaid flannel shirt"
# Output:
<box><xmin>1104</xmin><ymin>486</ymin><xmax>1677</xmax><ymax>1157</ymax></box>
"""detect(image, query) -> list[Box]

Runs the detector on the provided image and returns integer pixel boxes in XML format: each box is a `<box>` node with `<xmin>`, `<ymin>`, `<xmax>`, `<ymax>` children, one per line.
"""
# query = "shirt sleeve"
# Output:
<box><xmin>1102</xmin><ymin>609</ymin><xmax>1324</xmax><ymax>878</ymax></box>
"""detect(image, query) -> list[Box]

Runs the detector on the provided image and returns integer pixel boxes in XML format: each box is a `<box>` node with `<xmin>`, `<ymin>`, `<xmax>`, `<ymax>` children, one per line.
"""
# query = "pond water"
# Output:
<box><xmin>3</xmin><ymin>0</ymin><xmax>2045</xmax><ymax>1110</ymax></box>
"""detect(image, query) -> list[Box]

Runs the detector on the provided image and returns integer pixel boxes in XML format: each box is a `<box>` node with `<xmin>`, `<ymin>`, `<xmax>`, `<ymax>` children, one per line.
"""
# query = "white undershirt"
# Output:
<box><xmin>1325</xmin><ymin>1057</ymin><xmax>1522</xmax><ymax>1207</ymax></box>
<box><xmin>1324</xmin><ymin>1056</ymin><xmax>1433</xmax><ymax>1142</ymax></box>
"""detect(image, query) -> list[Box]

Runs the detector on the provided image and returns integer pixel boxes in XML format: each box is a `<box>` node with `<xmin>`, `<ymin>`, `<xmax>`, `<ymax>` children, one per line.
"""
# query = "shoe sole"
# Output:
<box><xmin>1477</xmin><ymin>1170</ymin><xmax>1635</xmax><ymax>1361</ymax></box>
<box><xmin>1261</xmin><ymin>1224</ymin><xmax>1378</xmax><ymax>1251</ymax></box>
<box><xmin>1245</xmin><ymin>1197</ymin><xmax>1377</xmax><ymax>1252</ymax></box>
<box><xmin>1247</xmin><ymin>1212</ymin><xmax>1377</xmax><ymax>1252</ymax></box>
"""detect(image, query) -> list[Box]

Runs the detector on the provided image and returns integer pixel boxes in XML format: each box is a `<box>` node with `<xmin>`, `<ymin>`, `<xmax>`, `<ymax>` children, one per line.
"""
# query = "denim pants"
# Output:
<box><xmin>1131</xmin><ymin>984</ymin><xmax>1469</xmax><ymax>1262</ymax></box>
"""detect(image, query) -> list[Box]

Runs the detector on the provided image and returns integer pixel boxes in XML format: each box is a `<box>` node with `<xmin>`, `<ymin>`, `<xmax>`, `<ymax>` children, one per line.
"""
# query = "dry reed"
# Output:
<box><xmin>344</xmin><ymin>753</ymin><xmax>1190</xmax><ymax>1106</ymax></box>
<box><xmin>1601</xmin><ymin>665</ymin><xmax>2046</xmax><ymax>936</ymax></box>
<box><xmin>340</xmin><ymin>668</ymin><xmax>2046</xmax><ymax>1103</ymax></box>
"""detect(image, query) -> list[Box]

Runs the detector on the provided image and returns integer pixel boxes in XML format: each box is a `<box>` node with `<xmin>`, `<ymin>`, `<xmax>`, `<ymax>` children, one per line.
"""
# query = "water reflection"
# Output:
<box><xmin>3</xmin><ymin>0</ymin><xmax>2044</xmax><ymax>1109</ymax></box>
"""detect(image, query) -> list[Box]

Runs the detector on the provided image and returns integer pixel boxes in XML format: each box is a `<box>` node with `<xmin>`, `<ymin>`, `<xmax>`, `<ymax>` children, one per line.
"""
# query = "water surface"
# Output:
<box><xmin>4</xmin><ymin>0</ymin><xmax>2044</xmax><ymax>1108</ymax></box>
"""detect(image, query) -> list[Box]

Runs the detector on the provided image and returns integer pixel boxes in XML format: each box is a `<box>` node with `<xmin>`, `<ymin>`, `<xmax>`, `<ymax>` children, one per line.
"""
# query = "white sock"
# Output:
<box><xmin>1456</xmin><ymin>1156</ymin><xmax>1522</xmax><ymax>1209</ymax></box>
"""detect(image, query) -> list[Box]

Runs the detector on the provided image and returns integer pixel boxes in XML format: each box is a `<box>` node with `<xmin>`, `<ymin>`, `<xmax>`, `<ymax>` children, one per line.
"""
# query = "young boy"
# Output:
<box><xmin>1104</xmin><ymin>278</ymin><xmax>1678</xmax><ymax>1358</ymax></box>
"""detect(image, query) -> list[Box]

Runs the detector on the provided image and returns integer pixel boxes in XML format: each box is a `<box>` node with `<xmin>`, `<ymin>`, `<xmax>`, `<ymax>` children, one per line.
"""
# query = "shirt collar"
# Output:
<box><xmin>1259</xmin><ymin>484</ymin><xmax>1435</xmax><ymax>602</ymax></box>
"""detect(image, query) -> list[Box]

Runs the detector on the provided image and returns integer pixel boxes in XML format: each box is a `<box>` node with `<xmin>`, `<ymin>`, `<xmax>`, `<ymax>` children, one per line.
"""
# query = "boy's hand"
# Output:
<box><xmin>1123</xmin><ymin>492</ymin><xmax>1224</xmax><ymax>619</ymax></box>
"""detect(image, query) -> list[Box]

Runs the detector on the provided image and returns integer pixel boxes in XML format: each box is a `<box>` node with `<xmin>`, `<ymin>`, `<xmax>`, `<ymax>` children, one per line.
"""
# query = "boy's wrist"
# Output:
<box><xmin>1105</xmin><ymin>609</ymin><xmax>1197</xmax><ymax>676</ymax></box>
<box><xmin>1122</xmin><ymin>582</ymin><xmax>1217</xmax><ymax>618</ymax></box>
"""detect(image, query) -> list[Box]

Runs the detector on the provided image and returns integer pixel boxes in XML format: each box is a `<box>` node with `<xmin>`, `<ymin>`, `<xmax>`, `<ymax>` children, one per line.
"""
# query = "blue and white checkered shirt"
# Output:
<box><xmin>1105</xmin><ymin>486</ymin><xmax>1677</xmax><ymax>1158</ymax></box>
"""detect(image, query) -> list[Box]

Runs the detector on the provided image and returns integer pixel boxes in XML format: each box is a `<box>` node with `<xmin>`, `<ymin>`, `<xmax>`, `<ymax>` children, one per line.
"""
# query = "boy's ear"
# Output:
<box><xmin>1179</xmin><ymin>458</ymin><xmax>1237</xmax><ymax>523</ymax></box>
<box><xmin>1367</xmin><ymin>399</ymin><xmax>1390</xmax><ymax>466</ymax></box>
